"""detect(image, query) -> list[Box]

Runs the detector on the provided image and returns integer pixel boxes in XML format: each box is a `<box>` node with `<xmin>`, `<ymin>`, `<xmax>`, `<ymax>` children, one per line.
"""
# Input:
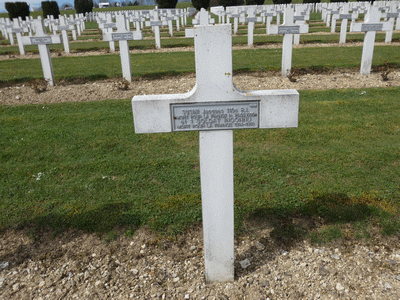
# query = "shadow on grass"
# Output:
<box><xmin>234</xmin><ymin>192</ymin><xmax>400</xmax><ymax>278</ymax></box>
<box><xmin>22</xmin><ymin>202</ymin><xmax>144</xmax><ymax>237</ymax></box>
<box><xmin>246</xmin><ymin>193</ymin><xmax>398</xmax><ymax>245</ymax></box>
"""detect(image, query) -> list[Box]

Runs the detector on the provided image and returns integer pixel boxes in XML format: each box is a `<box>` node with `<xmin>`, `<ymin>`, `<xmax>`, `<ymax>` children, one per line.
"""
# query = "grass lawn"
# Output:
<box><xmin>1</xmin><ymin>87</ymin><xmax>399</xmax><ymax>242</ymax></box>
<box><xmin>1</xmin><ymin>45</ymin><xmax>399</xmax><ymax>85</ymax></box>
<box><xmin>1</xmin><ymin>6</ymin><xmax>399</xmax><ymax>243</ymax></box>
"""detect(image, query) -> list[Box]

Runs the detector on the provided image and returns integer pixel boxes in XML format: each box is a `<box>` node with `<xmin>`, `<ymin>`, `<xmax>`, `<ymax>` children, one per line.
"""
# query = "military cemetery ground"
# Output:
<box><xmin>1</xmin><ymin>2</ymin><xmax>400</xmax><ymax>299</ymax></box>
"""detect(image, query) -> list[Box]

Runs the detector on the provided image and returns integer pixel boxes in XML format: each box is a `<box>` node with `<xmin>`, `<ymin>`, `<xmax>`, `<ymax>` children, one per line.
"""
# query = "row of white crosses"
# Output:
<box><xmin>215</xmin><ymin>4</ymin><xmax>311</xmax><ymax>47</ymax></box>
<box><xmin>132</xmin><ymin>22</ymin><xmax>299</xmax><ymax>283</ymax></box>
<box><xmin>1</xmin><ymin>14</ymin><xmax>84</xmax><ymax>56</ymax></box>
<box><xmin>319</xmin><ymin>1</ymin><xmax>400</xmax><ymax>42</ymax></box>
<box><xmin>96</xmin><ymin>8</ymin><xmax>192</xmax><ymax>50</ymax></box>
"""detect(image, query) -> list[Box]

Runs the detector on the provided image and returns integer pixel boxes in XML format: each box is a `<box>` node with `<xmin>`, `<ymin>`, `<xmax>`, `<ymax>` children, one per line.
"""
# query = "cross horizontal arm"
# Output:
<box><xmin>132</xmin><ymin>89</ymin><xmax>299</xmax><ymax>133</ymax></box>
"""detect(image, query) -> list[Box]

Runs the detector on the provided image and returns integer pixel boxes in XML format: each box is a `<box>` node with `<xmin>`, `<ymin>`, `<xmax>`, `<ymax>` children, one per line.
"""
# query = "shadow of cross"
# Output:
<box><xmin>131</xmin><ymin>24</ymin><xmax>299</xmax><ymax>283</ymax></box>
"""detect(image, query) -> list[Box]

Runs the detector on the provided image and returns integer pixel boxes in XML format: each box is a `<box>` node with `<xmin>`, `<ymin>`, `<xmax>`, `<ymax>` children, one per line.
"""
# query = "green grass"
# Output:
<box><xmin>1</xmin><ymin>87</ymin><xmax>399</xmax><ymax>241</ymax></box>
<box><xmin>2</xmin><ymin>45</ymin><xmax>399</xmax><ymax>84</ymax></box>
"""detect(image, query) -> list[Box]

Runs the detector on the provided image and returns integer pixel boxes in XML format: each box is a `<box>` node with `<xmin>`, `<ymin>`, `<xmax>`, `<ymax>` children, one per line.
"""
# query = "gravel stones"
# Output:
<box><xmin>1</xmin><ymin>70</ymin><xmax>400</xmax><ymax>106</ymax></box>
<box><xmin>0</xmin><ymin>226</ymin><xmax>399</xmax><ymax>299</ymax></box>
<box><xmin>239</xmin><ymin>259</ymin><xmax>251</xmax><ymax>269</ymax></box>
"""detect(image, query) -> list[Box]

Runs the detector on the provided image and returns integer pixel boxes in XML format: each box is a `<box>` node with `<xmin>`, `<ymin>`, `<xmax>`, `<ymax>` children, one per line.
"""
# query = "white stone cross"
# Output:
<box><xmin>131</xmin><ymin>24</ymin><xmax>299</xmax><ymax>283</ymax></box>
<box><xmin>239</xmin><ymin>7</ymin><xmax>262</xmax><ymax>46</ymax></box>
<box><xmin>100</xmin><ymin>14</ymin><xmax>117</xmax><ymax>52</ymax></box>
<box><xmin>191</xmin><ymin>8</ymin><xmax>215</xmax><ymax>26</ymax></box>
<box><xmin>21</xmin><ymin>18</ymin><xmax>62</xmax><ymax>86</ymax></box>
<box><xmin>56</xmin><ymin>15</ymin><xmax>74</xmax><ymax>53</ymax></box>
<box><xmin>5</xmin><ymin>18</ymin><xmax>15</xmax><ymax>45</ymax></box>
<box><xmin>383</xmin><ymin>3</ymin><xmax>399</xmax><ymax>43</ymax></box>
<box><xmin>334</xmin><ymin>4</ymin><xmax>353</xmax><ymax>44</ymax></box>
<box><xmin>228</xmin><ymin>9</ymin><xmax>240</xmax><ymax>35</ymax></box>
<box><xmin>395</xmin><ymin>8</ymin><xmax>400</xmax><ymax>30</ymax></box>
<box><xmin>269</xmin><ymin>7</ymin><xmax>309</xmax><ymax>77</ymax></box>
<box><xmin>129</xmin><ymin>12</ymin><xmax>145</xmax><ymax>32</ymax></box>
<box><xmin>145</xmin><ymin>10</ymin><xmax>166</xmax><ymax>49</ymax></box>
<box><xmin>351</xmin><ymin>6</ymin><xmax>392</xmax><ymax>75</ymax></box>
<box><xmin>185</xmin><ymin>8</ymin><xmax>214</xmax><ymax>38</ymax></box>
<box><xmin>103</xmin><ymin>14</ymin><xmax>143</xmax><ymax>82</ymax></box>
<box><xmin>262</xmin><ymin>6</ymin><xmax>275</xmax><ymax>35</ymax></box>
<box><xmin>68</xmin><ymin>15</ymin><xmax>78</xmax><ymax>41</ymax></box>
<box><xmin>328</xmin><ymin>5</ymin><xmax>340</xmax><ymax>32</ymax></box>
<box><xmin>293</xmin><ymin>8</ymin><xmax>308</xmax><ymax>45</ymax></box>
<box><xmin>11</xmin><ymin>18</ymin><xmax>28</xmax><ymax>55</ymax></box>
<box><xmin>160</xmin><ymin>10</ymin><xmax>175</xmax><ymax>37</ymax></box>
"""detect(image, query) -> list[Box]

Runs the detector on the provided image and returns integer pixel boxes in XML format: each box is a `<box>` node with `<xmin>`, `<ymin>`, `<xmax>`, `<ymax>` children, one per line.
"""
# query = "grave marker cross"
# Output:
<box><xmin>145</xmin><ymin>10</ymin><xmax>165</xmax><ymax>49</ymax></box>
<box><xmin>351</xmin><ymin>6</ymin><xmax>392</xmax><ymax>74</ymax></box>
<box><xmin>21</xmin><ymin>18</ymin><xmax>62</xmax><ymax>86</ymax></box>
<box><xmin>269</xmin><ymin>7</ymin><xmax>308</xmax><ymax>77</ymax></box>
<box><xmin>56</xmin><ymin>15</ymin><xmax>74</xmax><ymax>53</ymax></box>
<box><xmin>185</xmin><ymin>8</ymin><xmax>214</xmax><ymax>37</ymax></box>
<box><xmin>103</xmin><ymin>14</ymin><xmax>143</xmax><ymax>82</ymax></box>
<box><xmin>239</xmin><ymin>7</ymin><xmax>262</xmax><ymax>46</ymax></box>
<box><xmin>11</xmin><ymin>18</ymin><xmax>27</xmax><ymax>55</ymax></box>
<box><xmin>131</xmin><ymin>24</ymin><xmax>299</xmax><ymax>283</ymax></box>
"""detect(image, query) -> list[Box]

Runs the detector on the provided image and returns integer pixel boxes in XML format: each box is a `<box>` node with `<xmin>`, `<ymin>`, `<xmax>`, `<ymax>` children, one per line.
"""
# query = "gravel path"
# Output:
<box><xmin>0</xmin><ymin>224</ymin><xmax>399</xmax><ymax>299</ymax></box>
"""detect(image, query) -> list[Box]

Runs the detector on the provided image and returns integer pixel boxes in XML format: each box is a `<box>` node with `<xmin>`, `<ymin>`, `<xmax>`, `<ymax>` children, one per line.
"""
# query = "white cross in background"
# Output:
<box><xmin>103</xmin><ymin>14</ymin><xmax>143</xmax><ymax>82</ymax></box>
<box><xmin>21</xmin><ymin>18</ymin><xmax>62</xmax><ymax>86</ymax></box>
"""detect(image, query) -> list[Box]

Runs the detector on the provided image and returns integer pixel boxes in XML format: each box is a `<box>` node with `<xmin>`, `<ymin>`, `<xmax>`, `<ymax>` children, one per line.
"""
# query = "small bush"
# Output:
<box><xmin>246</xmin><ymin>0</ymin><xmax>265</xmax><ymax>5</ymax></box>
<box><xmin>156</xmin><ymin>0</ymin><xmax>178</xmax><ymax>8</ymax></box>
<box><xmin>5</xmin><ymin>2</ymin><xmax>30</xmax><ymax>20</ymax></box>
<box><xmin>272</xmin><ymin>0</ymin><xmax>292</xmax><ymax>4</ymax></box>
<box><xmin>218</xmin><ymin>0</ymin><xmax>238</xmax><ymax>7</ymax></box>
<box><xmin>192</xmin><ymin>0</ymin><xmax>210</xmax><ymax>10</ymax></box>
<box><xmin>330</xmin><ymin>0</ymin><xmax>347</xmax><ymax>2</ymax></box>
<box><xmin>41</xmin><ymin>1</ymin><xmax>60</xmax><ymax>19</ymax></box>
<box><xmin>74</xmin><ymin>0</ymin><xmax>93</xmax><ymax>14</ymax></box>
<box><xmin>303</xmin><ymin>0</ymin><xmax>320</xmax><ymax>3</ymax></box>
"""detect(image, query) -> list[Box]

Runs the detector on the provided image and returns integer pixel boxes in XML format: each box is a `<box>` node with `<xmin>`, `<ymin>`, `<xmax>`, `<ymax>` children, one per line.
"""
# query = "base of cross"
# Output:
<box><xmin>132</xmin><ymin>24</ymin><xmax>299</xmax><ymax>283</ymax></box>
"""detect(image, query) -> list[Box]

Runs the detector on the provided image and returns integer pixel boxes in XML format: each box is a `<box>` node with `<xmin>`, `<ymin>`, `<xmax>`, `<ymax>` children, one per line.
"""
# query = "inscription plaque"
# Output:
<box><xmin>31</xmin><ymin>36</ymin><xmax>52</xmax><ymax>44</ymax></box>
<box><xmin>387</xmin><ymin>13</ymin><xmax>399</xmax><ymax>18</ymax></box>
<box><xmin>339</xmin><ymin>14</ymin><xmax>352</xmax><ymax>19</ymax></box>
<box><xmin>12</xmin><ymin>28</ymin><xmax>24</xmax><ymax>33</ymax></box>
<box><xmin>149</xmin><ymin>21</ymin><xmax>163</xmax><ymax>26</ymax></box>
<box><xmin>58</xmin><ymin>25</ymin><xmax>70</xmax><ymax>31</ymax></box>
<box><xmin>278</xmin><ymin>26</ymin><xmax>300</xmax><ymax>34</ymax></box>
<box><xmin>361</xmin><ymin>23</ymin><xmax>383</xmax><ymax>31</ymax></box>
<box><xmin>263</xmin><ymin>13</ymin><xmax>274</xmax><ymax>17</ymax></box>
<box><xmin>245</xmin><ymin>17</ymin><xmax>258</xmax><ymax>22</ymax></box>
<box><xmin>294</xmin><ymin>16</ymin><xmax>304</xmax><ymax>21</ymax></box>
<box><xmin>171</xmin><ymin>101</ymin><xmax>259</xmax><ymax>132</ymax></box>
<box><xmin>112</xmin><ymin>32</ymin><xmax>134</xmax><ymax>40</ymax></box>
<box><xmin>104</xmin><ymin>23</ymin><xmax>116</xmax><ymax>28</ymax></box>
